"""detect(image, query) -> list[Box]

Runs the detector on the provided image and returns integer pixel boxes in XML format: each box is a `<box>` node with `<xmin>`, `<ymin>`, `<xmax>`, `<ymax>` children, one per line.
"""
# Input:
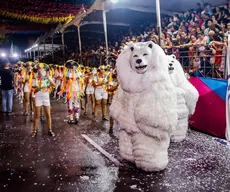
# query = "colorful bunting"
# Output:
<box><xmin>0</xmin><ymin>0</ymin><xmax>92</xmax><ymax>24</ymax></box>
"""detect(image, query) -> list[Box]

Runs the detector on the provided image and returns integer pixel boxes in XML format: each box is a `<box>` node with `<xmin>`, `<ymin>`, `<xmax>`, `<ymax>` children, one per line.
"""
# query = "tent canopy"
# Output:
<box><xmin>80</xmin><ymin>9</ymin><xmax>156</xmax><ymax>27</ymax></box>
<box><xmin>107</xmin><ymin>0</ymin><xmax>227</xmax><ymax>13</ymax></box>
<box><xmin>60</xmin><ymin>0</ymin><xmax>227</xmax><ymax>32</ymax></box>
<box><xmin>32</xmin><ymin>0</ymin><xmax>227</xmax><ymax>47</ymax></box>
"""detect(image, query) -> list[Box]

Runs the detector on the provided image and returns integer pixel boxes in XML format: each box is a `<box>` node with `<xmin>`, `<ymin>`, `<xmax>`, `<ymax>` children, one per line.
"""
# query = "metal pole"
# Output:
<box><xmin>62</xmin><ymin>32</ymin><xmax>65</xmax><ymax>55</ymax></box>
<box><xmin>78</xmin><ymin>26</ymin><xmax>82</xmax><ymax>56</ymax></box>
<box><xmin>102</xmin><ymin>10</ymin><xmax>109</xmax><ymax>65</ymax></box>
<box><xmin>224</xmin><ymin>33</ymin><xmax>230</xmax><ymax>79</ymax></box>
<box><xmin>33</xmin><ymin>48</ymin><xmax>36</xmax><ymax>61</ymax></box>
<box><xmin>44</xmin><ymin>40</ymin><xmax>46</xmax><ymax>55</ymax></box>
<box><xmin>26</xmin><ymin>52</ymin><xmax>29</xmax><ymax>58</ymax></box>
<box><xmin>52</xmin><ymin>36</ymin><xmax>54</xmax><ymax>60</ymax></box>
<box><xmin>29</xmin><ymin>49</ymin><xmax>32</xmax><ymax>59</ymax></box>
<box><xmin>38</xmin><ymin>45</ymin><xmax>40</xmax><ymax>57</ymax></box>
<box><xmin>156</xmin><ymin>0</ymin><xmax>162</xmax><ymax>46</ymax></box>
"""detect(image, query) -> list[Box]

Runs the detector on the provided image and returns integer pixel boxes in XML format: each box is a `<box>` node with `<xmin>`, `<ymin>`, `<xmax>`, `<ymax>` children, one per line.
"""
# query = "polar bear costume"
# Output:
<box><xmin>167</xmin><ymin>55</ymin><xmax>199</xmax><ymax>142</ymax></box>
<box><xmin>110</xmin><ymin>41</ymin><xmax>178</xmax><ymax>172</ymax></box>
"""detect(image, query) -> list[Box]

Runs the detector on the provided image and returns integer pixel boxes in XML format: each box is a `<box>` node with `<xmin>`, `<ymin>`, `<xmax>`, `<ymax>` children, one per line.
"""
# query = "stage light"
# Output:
<box><xmin>35</xmin><ymin>44</ymin><xmax>38</xmax><ymax>47</ymax></box>
<box><xmin>13</xmin><ymin>53</ymin><xmax>18</xmax><ymax>58</ymax></box>
<box><xmin>111</xmin><ymin>0</ymin><xmax>118</xmax><ymax>3</ymax></box>
<box><xmin>1</xmin><ymin>52</ymin><xmax>6</xmax><ymax>57</ymax></box>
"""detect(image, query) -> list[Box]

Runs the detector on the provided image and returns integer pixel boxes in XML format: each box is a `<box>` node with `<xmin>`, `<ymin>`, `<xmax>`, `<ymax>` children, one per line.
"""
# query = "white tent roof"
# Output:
<box><xmin>106</xmin><ymin>0</ymin><xmax>226</xmax><ymax>13</ymax></box>
<box><xmin>60</xmin><ymin>0</ymin><xmax>227</xmax><ymax>32</ymax></box>
<box><xmin>33</xmin><ymin>0</ymin><xmax>227</xmax><ymax>46</ymax></box>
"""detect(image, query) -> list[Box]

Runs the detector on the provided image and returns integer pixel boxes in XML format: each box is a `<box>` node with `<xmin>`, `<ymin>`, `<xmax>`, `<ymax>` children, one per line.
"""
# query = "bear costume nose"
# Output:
<box><xmin>136</xmin><ymin>59</ymin><xmax>142</xmax><ymax>64</ymax></box>
<box><xmin>169</xmin><ymin>63</ymin><xmax>173</xmax><ymax>66</ymax></box>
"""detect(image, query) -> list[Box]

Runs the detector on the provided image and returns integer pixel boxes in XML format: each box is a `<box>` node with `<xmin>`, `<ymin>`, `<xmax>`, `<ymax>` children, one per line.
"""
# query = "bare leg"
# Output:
<box><xmin>84</xmin><ymin>94</ymin><xmax>90</xmax><ymax>115</ymax></box>
<box><xmin>43</xmin><ymin>106</ymin><xmax>52</xmax><ymax>129</ymax></box>
<box><xmin>91</xmin><ymin>94</ymin><xmax>95</xmax><ymax>115</ymax></box>
<box><xmin>32</xmin><ymin>106</ymin><xmax>41</xmax><ymax>137</ymax></box>
<box><xmin>93</xmin><ymin>99</ymin><xmax>101</xmax><ymax>121</ymax></box>
<box><xmin>23</xmin><ymin>92</ymin><xmax>30</xmax><ymax>115</ymax></box>
<box><xmin>44</xmin><ymin>106</ymin><xmax>55</xmax><ymax>136</ymax></box>
<box><xmin>101</xmin><ymin>99</ymin><xmax>108</xmax><ymax>120</ymax></box>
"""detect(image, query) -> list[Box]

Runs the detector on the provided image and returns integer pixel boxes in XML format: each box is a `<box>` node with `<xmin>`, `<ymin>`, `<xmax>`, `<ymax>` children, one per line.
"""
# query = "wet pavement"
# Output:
<box><xmin>0</xmin><ymin>99</ymin><xmax>230</xmax><ymax>192</ymax></box>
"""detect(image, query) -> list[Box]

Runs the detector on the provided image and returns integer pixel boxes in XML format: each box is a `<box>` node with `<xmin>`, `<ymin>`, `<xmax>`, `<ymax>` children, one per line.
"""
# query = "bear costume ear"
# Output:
<box><xmin>148</xmin><ymin>43</ymin><xmax>153</xmax><ymax>49</ymax></box>
<box><xmin>130</xmin><ymin>47</ymin><xmax>134</xmax><ymax>52</ymax></box>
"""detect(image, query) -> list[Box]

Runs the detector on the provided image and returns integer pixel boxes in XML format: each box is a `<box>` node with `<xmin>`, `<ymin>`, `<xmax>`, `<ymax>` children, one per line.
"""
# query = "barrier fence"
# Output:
<box><xmin>38</xmin><ymin>45</ymin><xmax>228</xmax><ymax>79</ymax></box>
<box><xmin>172</xmin><ymin>49</ymin><xmax>227</xmax><ymax>79</ymax></box>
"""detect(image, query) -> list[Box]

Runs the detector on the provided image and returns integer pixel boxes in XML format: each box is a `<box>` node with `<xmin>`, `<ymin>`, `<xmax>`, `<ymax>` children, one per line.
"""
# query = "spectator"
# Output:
<box><xmin>214</xmin><ymin>7</ymin><xmax>222</xmax><ymax>22</ymax></box>
<box><xmin>204</xmin><ymin>19</ymin><xmax>213</xmax><ymax>35</ymax></box>
<box><xmin>196</xmin><ymin>3</ymin><xmax>203</xmax><ymax>14</ymax></box>
<box><xmin>0</xmin><ymin>63</ymin><xmax>14</xmax><ymax>115</ymax></box>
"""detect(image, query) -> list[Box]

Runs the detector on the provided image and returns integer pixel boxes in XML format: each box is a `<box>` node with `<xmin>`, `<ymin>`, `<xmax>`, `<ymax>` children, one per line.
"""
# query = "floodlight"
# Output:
<box><xmin>1</xmin><ymin>52</ymin><xmax>6</xmax><ymax>57</ymax></box>
<box><xmin>111</xmin><ymin>0</ymin><xmax>118</xmax><ymax>3</ymax></box>
<box><xmin>13</xmin><ymin>53</ymin><xmax>18</xmax><ymax>58</ymax></box>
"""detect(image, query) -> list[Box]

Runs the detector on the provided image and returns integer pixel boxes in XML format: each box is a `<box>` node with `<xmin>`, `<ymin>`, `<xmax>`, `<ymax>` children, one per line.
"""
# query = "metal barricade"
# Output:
<box><xmin>164</xmin><ymin>48</ymin><xmax>227</xmax><ymax>79</ymax></box>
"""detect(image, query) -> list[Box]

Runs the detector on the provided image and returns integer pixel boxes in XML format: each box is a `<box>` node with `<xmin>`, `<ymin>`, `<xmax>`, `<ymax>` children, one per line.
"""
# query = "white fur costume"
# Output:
<box><xmin>110</xmin><ymin>42</ymin><xmax>178</xmax><ymax>172</ymax></box>
<box><xmin>167</xmin><ymin>55</ymin><xmax>199</xmax><ymax>142</ymax></box>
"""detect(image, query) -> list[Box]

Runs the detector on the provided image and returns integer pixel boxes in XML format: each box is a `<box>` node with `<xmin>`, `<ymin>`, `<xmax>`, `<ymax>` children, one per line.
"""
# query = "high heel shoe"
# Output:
<box><xmin>31</xmin><ymin>130</ymin><xmax>37</xmax><ymax>137</ymax></box>
<box><xmin>48</xmin><ymin>130</ymin><xmax>55</xmax><ymax>137</ymax></box>
<box><xmin>75</xmin><ymin>118</ymin><xmax>79</xmax><ymax>124</ymax></box>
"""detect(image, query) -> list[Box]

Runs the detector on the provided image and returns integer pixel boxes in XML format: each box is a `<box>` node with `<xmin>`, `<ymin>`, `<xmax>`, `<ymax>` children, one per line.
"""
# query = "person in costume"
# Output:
<box><xmin>93</xmin><ymin>65</ymin><xmax>109</xmax><ymax>122</ymax></box>
<box><xmin>31</xmin><ymin>64</ymin><xmax>56</xmax><ymax>137</ymax></box>
<box><xmin>53</xmin><ymin>65</ymin><xmax>63</xmax><ymax>100</ymax></box>
<box><xmin>107</xmin><ymin>70</ymin><xmax>119</xmax><ymax>131</ymax></box>
<box><xmin>17</xmin><ymin>64</ymin><xmax>24</xmax><ymax>104</ymax></box>
<box><xmin>13</xmin><ymin>63</ymin><xmax>20</xmax><ymax>96</ymax></box>
<box><xmin>22</xmin><ymin>62</ymin><xmax>33</xmax><ymax>115</ymax></box>
<box><xmin>78</xmin><ymin>65</ymin><xmax>85</xmax><ymax>110</ymax></box>
<box><xmin>61</xmin><ymin>60</ymin><xmax>82</xmax><ymax>124</ymax></box>
<box><xmin>84</xmin><ymin>67</ymin><xmax>96</xmax><ymax>115</ymax></box>
<box><xmin>31</xmin><ymin>63</ymin><xmax>39</xmax><ymax>122</ymax></box>
<box><xmin>110</xmin><ymin>42</ymin><xmax>178</xmax><ymax>172</ymax></box>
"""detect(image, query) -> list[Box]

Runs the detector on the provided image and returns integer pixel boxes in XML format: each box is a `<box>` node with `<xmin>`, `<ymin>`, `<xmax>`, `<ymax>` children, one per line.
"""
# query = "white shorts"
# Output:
<box><xmin>95</xmin><ymin>87</ymin><xmax>108</xmax><ymax>100</ymax></box>
<box><xmin>35</xmin><ymin>91</ymin><xmax>50</xmax><ymax>107</ymax></box>
<box><xmin>86</xmin><ymin>86</ymin><xmax>94</xmax><ymax>95</ymax></box>
<box><xmin>24</xmin><ymin>83</ymin><xmax>29</xmax><ymax>92</ymax></box>
<box><xmin>56</xmin><ymin>80</ymin><xmax>62</xmax><ymax>87</ymax></box>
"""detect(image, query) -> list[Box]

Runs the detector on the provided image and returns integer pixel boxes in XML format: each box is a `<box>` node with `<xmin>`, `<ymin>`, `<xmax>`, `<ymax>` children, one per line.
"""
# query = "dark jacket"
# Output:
<box><xmin>0</xmin><ymin>69</ymin><xmax>14</xmax><ymax>90</ymax></box>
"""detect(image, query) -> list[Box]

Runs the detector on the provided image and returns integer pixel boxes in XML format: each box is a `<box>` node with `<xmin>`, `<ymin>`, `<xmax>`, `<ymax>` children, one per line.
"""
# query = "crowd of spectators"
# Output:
<box><xmin>40</xmin><ymin>1</ymin><xmax>230</xmax><ymax>77</ymax></box>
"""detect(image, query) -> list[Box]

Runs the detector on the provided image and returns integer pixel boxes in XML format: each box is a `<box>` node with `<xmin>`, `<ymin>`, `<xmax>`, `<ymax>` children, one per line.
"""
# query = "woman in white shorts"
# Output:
<box><xmin>31</xmin><ymin>64</ymin><xmax>56</xmax><ymax>137</ymax></box>
<box><xmin>23</xmin><ymin>63</ymin><xmax>32</xmax><ymax>115</ymax></box>
<box><xmin>93</xmin><ymin>68</ymin><xmax>109</xmax><ymax>122</ymax></box>
<box><xmin>84</xmin><ymin>70</ymin><xmax>96</xmax><ymax>115</ymax></box>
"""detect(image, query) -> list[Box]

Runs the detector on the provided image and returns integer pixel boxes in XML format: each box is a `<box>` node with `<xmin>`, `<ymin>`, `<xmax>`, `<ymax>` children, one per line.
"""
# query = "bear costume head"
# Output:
<box><xmin>167</xmin><ymin>54</ymin><xmax>199</xmax><ymax>115</ymax></box>
<box><xmin>167</xmin><ymin>54</ymin><xmax>188</xmax><ymax>87</ymax></box>
<box><xmin>116</xmin><ymin>41</ymin><xmax>170</xmax><ymax>93</ymax></box>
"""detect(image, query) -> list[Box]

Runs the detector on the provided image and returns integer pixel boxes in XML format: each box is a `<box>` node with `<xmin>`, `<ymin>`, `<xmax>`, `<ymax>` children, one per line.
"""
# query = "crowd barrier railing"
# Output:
<box><xmin>163</xmin><ymin>47</ymin><xmax>227</xmax><ymax>79</ymax></box>
<box><xmin>41</xmin><ymin>45</ymin><xmax>228</xmax><ymax>79</ymax></box>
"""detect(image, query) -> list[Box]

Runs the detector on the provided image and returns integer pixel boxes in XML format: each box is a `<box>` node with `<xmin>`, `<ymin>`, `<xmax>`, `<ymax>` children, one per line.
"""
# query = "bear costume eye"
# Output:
<box><xmin>133</xmin><ymin>55</ymin><xmax>138</xmax><ymax>57</ymax></box>
<box><xmin>143</xmin><ymin>53</ymin><xmax>148</xmax><ymax>56</ymax></box>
